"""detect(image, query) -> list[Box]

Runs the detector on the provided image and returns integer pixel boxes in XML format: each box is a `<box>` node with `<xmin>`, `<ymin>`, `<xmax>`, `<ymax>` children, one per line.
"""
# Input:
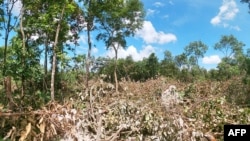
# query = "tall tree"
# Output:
<box><xmin>0</xmin><ymin>0</ymin><xmax>19</xmax><ymax>108</ymax></box>
<box><xmin>50</xmin><ymin>4</ymin><xmax>66</xmax><ymax>101</ymax></box>
<box><xmin>96</xmin><ymin>0</ymin><xmax>144</xmax><ymax>93</ymax></box>
<box><xmin>22</xmin><ymin>0</ymin><xmax>84</xmax><ymax>94</ymax></box>
<box><xmin>184</xmin><ymin>41</ymin><xmax>208</xmax><ymax>66</ymax></box>
<box><xmin>19</xmin><ymin>2</ymin><xmax>26</xmax><ymax>97</ymax></box>
<box><xmin>20</xmin><ymin>0</ymin><xmax>84</xmax><ymax>101</ymax></box>
<box><xmin>174</xmin><ymin>53</ymin><xmax>188</xmax><ymax>69</ymax></box>
<box><xmin>82</xmin><ymin>0</ymin><xmax>99</xmax><ymax>88</ymax></box>
<box><xmin>214</xmin><ymin>35</ymin><xmax>245</xmax><ymax>79</ymax></box>
<box><xmin>214</xmin><ymin>35</ymin><xmax>244</xmax><ymax>60</ymax></box>
<box><xmin>0</xmin><ymin>0</ymin><xmax>19</xmax><ymax>76</ymax></box>
<box><xmin>146</xmin><ymin>53</ymin><xmax>159</xmax><ymax>78</ymax></box>
<box><xmin>160</xmin><ymin>50</ymin><xmax>178</xmax><ymax>77</ymax></box>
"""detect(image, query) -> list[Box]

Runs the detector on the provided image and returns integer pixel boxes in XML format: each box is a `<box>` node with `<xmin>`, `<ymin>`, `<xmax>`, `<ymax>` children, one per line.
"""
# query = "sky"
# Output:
<box><xmin>81</xmin><ymin>0</ymin><xmax>250</xmax><ymax>70</ymax></box>
<box><xmin>1</xmin><ymin>0</ymin><xmax>250</xmax><ymax>70</ymax></box>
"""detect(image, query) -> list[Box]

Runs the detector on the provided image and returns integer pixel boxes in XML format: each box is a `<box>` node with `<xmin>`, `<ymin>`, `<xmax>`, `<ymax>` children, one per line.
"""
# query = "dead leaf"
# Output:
<box><xmin>50</xmin><ymin>123</ymin><xmax>57</xmax><ymax>135</ymax></box>
<box><xmin>19</xmin><ymin>122</ymin><xmax>31</xmax><ymax>141</ymax></box>
<box><xmin>3</xmin><ymin>126</ymin><xmax>16</xmax><ymax>140</ymax></box>
<box><xmin>37</xmin><ymin>122</ymin><xmax>45</xmax><ymax>134</ymax></box>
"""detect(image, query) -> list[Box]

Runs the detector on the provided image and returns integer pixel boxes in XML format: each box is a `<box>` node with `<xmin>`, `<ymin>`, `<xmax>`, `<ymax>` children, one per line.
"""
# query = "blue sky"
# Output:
<box><xmin>1</xmin><ymin>0</ymin><xmax>250</xmax><ymax>70</ymax></box>
<box><xmin>82</xmin><ymin>0</ymin><xmax>250</xmax><ymax>70</ymax></box>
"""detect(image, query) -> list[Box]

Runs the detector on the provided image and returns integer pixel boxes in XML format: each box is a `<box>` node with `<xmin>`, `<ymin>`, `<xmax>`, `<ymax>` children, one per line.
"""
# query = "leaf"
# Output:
<box><xmin>0</xmin><ymin>103</ymin><xmax>4</xmax><ymax>110</ymax></box>
<box><xmin>19</xmin><ymin>123</ymin><xmax>31</xmax><ymax>141</ymax></box>
<box><xmin>39</xmin><ymin>117</ymin><xmax>44</xmax><ymax>124</ymax></box>
<box><xmin>50</xmin><ymin>124</ymin><xmax>57</xmax><ymax>135</ymax></box>
<box><xmin>37</xmin><ymin>122</ymin><xmax>46</xmax><ymax>134</ymax></box>
<box><xmin>67</xmin><ymin>3</ymin><xmax>76</xmax><ymax>12</ymax></box>
<box><xmin>3</xmin><ymin>126</ymin><xmax>16</xmax><ymax>140</ymax></box>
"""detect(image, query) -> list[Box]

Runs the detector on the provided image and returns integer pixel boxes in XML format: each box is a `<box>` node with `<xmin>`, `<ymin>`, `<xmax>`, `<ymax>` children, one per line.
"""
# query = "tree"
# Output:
<box><xmin>214</xmin><ymin>35</ymin><xmax>245</xmax><ymax>80</ymax></box>
<box><xmin>20</xmin><ymin>0</ymin><xmax>84</xmax><ymax>101</ymax></box>
<box><xmin>22</xmin><ymin>0</ymin><xmax>84</xmax><ymax>95</ymax></box>
<box><xmin>96</xmin><ymin>0</ymin><xmax>144</xmax><ymax>93</ymax></box>
<box><xmin>214</xmin><ymin>35</ymin><xmax>244</xmax><ymax>60</ymax></box>
<box><xmin>145</xmin><ymin>53</ymin><xmax>159</xmax><ymax>79</ymax></box>
<box><xmin>0</xmin><ymin>0</ymin><xmax>19</xmax><ymax>109</ymax></box>
<box><xmin>82</xmin><ymin>0</ymin><xmax>97</xmax><ymax>88</ymax></box>
<box><xmin>159</xmin><ymin>51</ymin><xmax>178</xmax><ymax>78</ymax></box>
<box><xmin>174</xmin><ymin>53</ymin><xmax>188</xmax><ymax>69</ymax></box>
<box><xmin>184</xmin><ymin>41</ymin><xmax>208</xmax><ymax>66</ymax></box>
<box><xmin>0</xmin><ymin>0</ymin><xmax>19</xmax><ymax>76</ymax></box>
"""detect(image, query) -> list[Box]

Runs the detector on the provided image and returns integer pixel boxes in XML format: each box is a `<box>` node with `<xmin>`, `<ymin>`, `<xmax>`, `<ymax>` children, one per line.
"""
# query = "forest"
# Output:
<box><xmin>0</xmin><ymin>0</ymin><xmax>250</xmax><ymax>140</ymax></box>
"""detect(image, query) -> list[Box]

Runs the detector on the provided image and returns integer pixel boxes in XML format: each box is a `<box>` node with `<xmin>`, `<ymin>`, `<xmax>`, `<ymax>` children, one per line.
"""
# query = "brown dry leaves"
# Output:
<box><xmin>1</xmin><ymin>76</ymin><xmax>250</xmax><ymax>141</ymax></box>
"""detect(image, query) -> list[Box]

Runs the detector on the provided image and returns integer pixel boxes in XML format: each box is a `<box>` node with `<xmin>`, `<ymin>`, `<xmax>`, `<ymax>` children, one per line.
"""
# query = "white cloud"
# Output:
<box><xmin>106</xmin><ymin>45</ymin><xmax>155</xmax><ymax>61</ymax></box>
<box><xmin>153</xmin><ymin>2</ymin><xmax>165</xmax><ymax>7</ymax></box>
<box><xmin>230</xmin><ymin>25</ymin><xmax>240</xmax><ymax>31</ymax></box>
<box><xmin>78</xmin><ymin>34</ymin><xmax>87</xmax><ymax>44</ymax></box>
<box><xmin>136</xmin><ymin>21</ymin><xmax>177</xmax><ymax>44</ymax></box>
<box><xmin>202</xmin><ymin>55</ymin><xmax>221</xmax><ymax>64</ymax></box>
<box><xmin>30</xmin><ymin>34</ymin><xmax>39</xmax><ymax>41</ymax></box>
<box><xmin>146</xmin><ymin>9</ymin><xmax>156</xmax><ymax>16</ymax></box>
<box><xmin>13</xmin><ymin>0</ymin><xmax>22</xmax><ymax>16</ymax></box>
<box><xmin>210</xmin><ymin>0</ymin><xmax>240</xmax><ymax>30</ymax></box>
<box><xmin>92</xmin><ymin>47</ymin><xmax>98</xmax><ymax>54</ymax></box>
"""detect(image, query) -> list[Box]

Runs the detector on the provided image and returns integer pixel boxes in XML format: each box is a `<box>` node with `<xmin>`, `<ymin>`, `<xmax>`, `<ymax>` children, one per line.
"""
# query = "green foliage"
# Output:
<box><xmin>216</xmin><ymin>58</ymin><xmax>241</xmax><ymax>80</ymax></box>
<box><xmin>96</xmin><ymin>0</ymin><xmax>145</xmax><ymax>48</ymax></box>
<box><xmin>214</xmin><ymin>35</ymin><xmax>245</xmax><ymax>80</ymax></box>
<box><xmin>225</xmin><ymin>78</ymin><xmax>250</xmax><ymax>105</ymax></box>
<box><xmin>243</xmin><ymin>58</ymin><xmax>250</xmax><ymax>84</ymax></box>
<box><xmin>145</xmin><ymin>53</ymin><xmax>159</xmax><ymax>79</ymax></box>
<box><xmin>98</xmin><ymin>55</ymin><xmax>160</xmax><ymax>82</ymax></box>
<box><xmin>214</xmin><ymin>35</ymin><xmax>245</xmax><ymax>59</ymax></box>
<box><xmin>184</xmin><ymin>41</ymin><xmax>208</xmax><ymax>65</ymax></box>
<box><xmin>159</xmin><ymin>51</ymin><xmax>178</xmax><ymax>78</ymax></box>
<box><xmin>174</xmin><ymin>53</ymin><xmax>188</xmax><ymax>69</ymax></box>
<box><xmin>7</xmin><ymin>37</ymin><xmax>40</xmax><ymax>78</ymax></box>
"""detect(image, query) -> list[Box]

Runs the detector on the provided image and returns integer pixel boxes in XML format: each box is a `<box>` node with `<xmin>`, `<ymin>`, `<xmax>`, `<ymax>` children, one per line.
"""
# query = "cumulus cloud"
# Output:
<box><xmin>106</xmin><ymin>45</ymin><xmax>155</xmax><ymax>61</ymax></box>
<box><xmin>210</xmin><ymin>0</ymin><xmax>240</xmax><ymax>30</ymax></box>
<box><xmin>136</xmin><ymin>21</ymin><xmax>177</xmax><ymax>44</ymax></box>
<box><xmin>202</xmin><ymin>55</ymin><xmax>221</xmax><ymax>64</ymax></box>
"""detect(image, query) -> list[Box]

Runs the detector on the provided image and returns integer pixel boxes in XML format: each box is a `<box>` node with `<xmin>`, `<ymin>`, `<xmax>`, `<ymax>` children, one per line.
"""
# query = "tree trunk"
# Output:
<box><xmin>20</xmin><ymin>5</ymin><xmax>26</xmax><ymax>97</ymax></box>
<box><xmin>4</xmin><ymin>77</ymin><xmax>13</xmax><ymax>109</ymax></box>
<box><xmin>50</xmin><ymin>4</ymin><xmax>66</xmax><ymax>101</ymax></box>
<box><xmin>3</xmin><ymin>25</ymin><xmax>13</xmax><ymax>109</ymax></box>
<box><xmin>2</xmin><ymin>0</ymin><xmax>18</xmax><ymax>109</ymax></box>
<box><xmin>85</xmin><ymin>1</ymin><xmax>93</xmax><ymax>89</ymax></box>
<box><xmin>114</xmin><ymin>46</ymin><xmax>119</xmax><ymax>93</ymax></box>
<box><xmin>43</xmin><ymin>37</ymin><xmax>48</xmax><ymax>91</ymax></box>
<box><xmin>85</xmin><ymin>24</ymin><xmax>92</xmax><ymax>88</ymax></box>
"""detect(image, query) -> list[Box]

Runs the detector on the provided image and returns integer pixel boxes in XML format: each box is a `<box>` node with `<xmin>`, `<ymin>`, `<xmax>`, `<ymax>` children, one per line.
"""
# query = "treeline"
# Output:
<box><xmin>97</xmin><ymin>35</ymin><xmax>250</xmax><ymax>83</ymax></box>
